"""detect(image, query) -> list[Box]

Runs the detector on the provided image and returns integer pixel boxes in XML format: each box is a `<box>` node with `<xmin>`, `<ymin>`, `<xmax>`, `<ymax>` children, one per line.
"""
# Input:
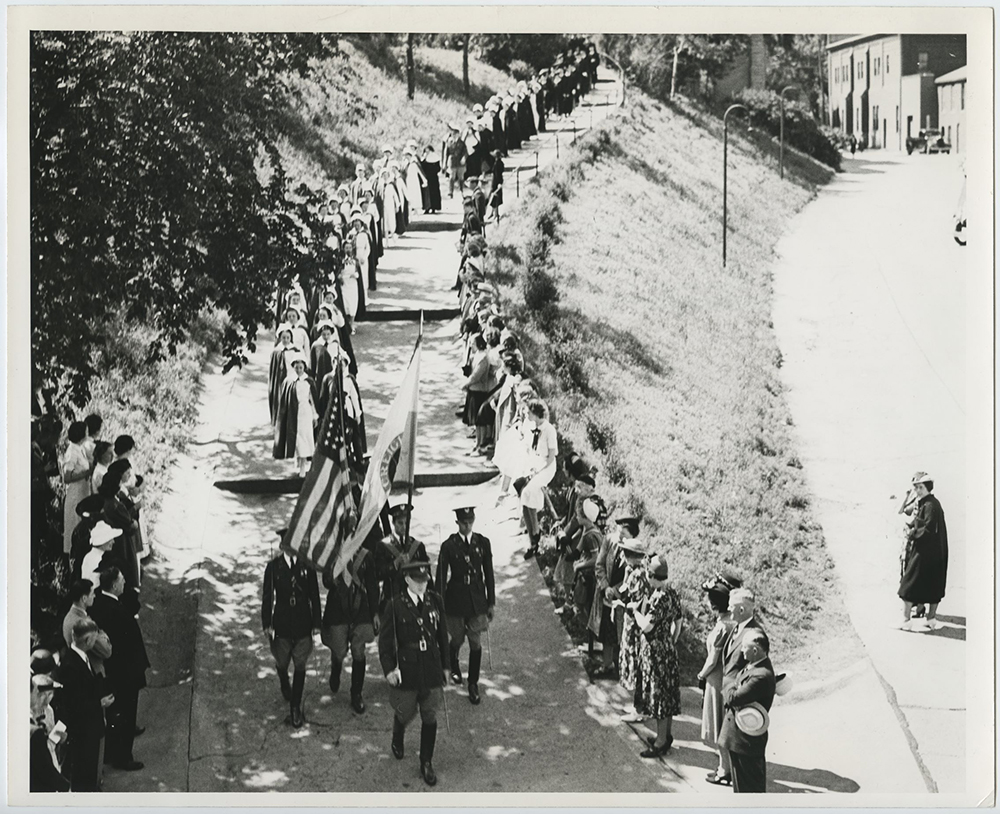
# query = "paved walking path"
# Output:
<box><xmin>103</xmin><ymin>88</ymin><xmax>939</xmax><ymax>799</ymax></box>
<box><xmin>771</xmin><ymin>150</ymin><xmax>981</xmax><ymax>798</ymax></box>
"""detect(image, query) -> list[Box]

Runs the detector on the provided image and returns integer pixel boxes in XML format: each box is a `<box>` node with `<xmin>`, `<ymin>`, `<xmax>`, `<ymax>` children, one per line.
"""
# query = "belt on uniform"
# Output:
<box><xmin>399</xmin><ymin>640</ymin><xmax>430</xmax><ymax>652</ymax></box>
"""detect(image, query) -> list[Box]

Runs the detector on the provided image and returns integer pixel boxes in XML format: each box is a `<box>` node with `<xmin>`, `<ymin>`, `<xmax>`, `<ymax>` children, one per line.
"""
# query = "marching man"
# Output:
<box><xmin>436</xmin><ymin>506</ymin><xmax>495</xmax><ymax>705</ymax></box>
<box><xmin>378</xmin><ymin>560</ymin><xmax>449</xmax><ymax>787</ymax></box>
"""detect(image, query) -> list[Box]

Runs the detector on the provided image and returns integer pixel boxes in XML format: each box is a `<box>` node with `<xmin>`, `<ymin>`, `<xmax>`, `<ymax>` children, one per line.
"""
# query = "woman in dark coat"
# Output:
<box><xmin>488</xmin><ymin>151</ymin><xmax>505</xmax><ymax>223</ymax></box>
<box><xmin>898</xmin><ymin>472</ymin><xmax>949</xmax><ymax>630</ymax></box>
<box><xmin>418</xmin><ymin>145</ymin><xmax>442</xmax><ymax>213</ymax></box>
<box><xmin>98</xmin><ymin>459</ymin><xmax>141</xmax><ymax>591</ymax></box>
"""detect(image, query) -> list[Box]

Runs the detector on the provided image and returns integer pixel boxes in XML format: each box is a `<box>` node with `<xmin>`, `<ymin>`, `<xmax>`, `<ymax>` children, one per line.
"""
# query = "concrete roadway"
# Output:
<box><xmin>771</xmin><ymin>150</ymin><xmax>988</xmax><ymax>799</ymax></box>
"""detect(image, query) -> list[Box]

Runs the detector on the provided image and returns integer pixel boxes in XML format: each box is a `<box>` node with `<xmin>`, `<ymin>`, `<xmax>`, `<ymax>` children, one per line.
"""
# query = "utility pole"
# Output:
<box><xmin>406</xmin><ymin>34</ymin><xmax>415</xmax><ymax>101</ymax></box>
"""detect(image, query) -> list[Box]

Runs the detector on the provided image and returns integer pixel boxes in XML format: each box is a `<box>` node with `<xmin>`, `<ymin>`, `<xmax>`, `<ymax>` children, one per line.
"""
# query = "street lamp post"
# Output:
<box><xmin>779</xmin><ymin>85</ymin><xmax>800</xmax><ymax>180</ymax></box>
<box><xmin>723</xmin><ymin>103</ymin><xmax>749</xmax><ymax>268</ymax></box>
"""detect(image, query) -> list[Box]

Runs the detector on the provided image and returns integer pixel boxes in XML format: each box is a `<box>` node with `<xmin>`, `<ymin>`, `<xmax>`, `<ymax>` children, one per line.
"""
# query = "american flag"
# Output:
<box><xmin>281</xmin><ymin>361</ymin><xmax>357</xmax><ymax>572</ymax></box>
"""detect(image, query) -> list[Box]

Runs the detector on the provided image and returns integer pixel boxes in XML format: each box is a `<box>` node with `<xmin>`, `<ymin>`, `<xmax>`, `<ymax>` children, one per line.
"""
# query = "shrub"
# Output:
<box><xmin>736</xmin><ymin>88</ymin><xmax>842</xmax><ymax>170</ymax></box>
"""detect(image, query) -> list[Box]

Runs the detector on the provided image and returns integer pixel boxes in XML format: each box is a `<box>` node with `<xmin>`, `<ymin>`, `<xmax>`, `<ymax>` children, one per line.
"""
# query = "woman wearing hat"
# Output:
<box><xmin>309</xmin><ymin>320</ymin><xmax>339</xmax><ymax>384</ymax></box>
<box><xmin>378</xmin><ymin>167</ymin><xmax>398</xmax><ymax>240</ymax></box>
<box><xmin>520</xmin><ymin>400</ymin><xmax>558</xmax><ymax>558</ymax></box>
<box><xmin>629</xmin><ymin>554</ymin><xmax>684</xmax><ymax>758</ymax></box>
<box><xmin>310</xmin><ymin>305</ymin><xmax>345</xmax><ymax>342</ymax></box>
<box><xmin>615</xmin><ymin>534</ymin><xmax>650</xmax><ymax>714</ymax></box>
<box><xmin>402</xmin><ymin>148</ymin><xmax>427</xmax><ymax>217</ymax></box>
<box><xmin>488</xmin><ymin>150</ymin><xmax>504</xmax><ymax>223</ymax></box>
<box><xmin>418</xmin><ymin>145</ymin><xmax>442</xmax><ymax>213</ymax></box>
<box><xmin>69</xmin><ymin>494</ymin><xmax>106</xmax><ymax>582</ymax></box>
<box><xmin>897</xmin><ymin>472</ymin><xmax>949</xmax><ymax>631</ymax></box>
<box><xmin>339</xmin><ymin>233</ymin><xmax>361</xmax><ymax>333</ymax></box>
<box><xmin>269</xmin><ymin>323</ymin><xmax>301</xmax><ymax>426</ymax></box>
<box><xmin>273</xmin><ymin>352</ymin><xmax>319</xmax><ymax>476</ymax></box>
<box><xmin>698</xmin><ymin>572</ymin><xmax>743</xmax><ymax>785</ymax></box>
<box><xmin>281</xmin><ymin>306</ymin><xmax>311</xmax><ymax>359</ymax></box>
<box><xmin>99</xmin><ymin>459</ymin><xmax>142</xmax><ymax>591</ymax></box>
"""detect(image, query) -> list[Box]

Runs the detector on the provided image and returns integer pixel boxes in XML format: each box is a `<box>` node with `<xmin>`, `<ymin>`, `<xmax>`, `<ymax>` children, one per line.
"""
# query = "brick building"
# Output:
<box><xmin>826</xmin><ymin>34</ymin><xmax>966</xmax><ymax>150</ymax></box>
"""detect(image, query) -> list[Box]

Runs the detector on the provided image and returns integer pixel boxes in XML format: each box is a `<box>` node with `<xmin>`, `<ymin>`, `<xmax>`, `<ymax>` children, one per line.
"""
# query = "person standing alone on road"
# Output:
<box><xmin>262</xmin><ymin>538</ymin><xmax>321</xmax><ymax>728</ymax></box>
<box><xmin>897</xmin><ymin>471</ymin><xmax>949</xmax><ymax>631</ymax></box>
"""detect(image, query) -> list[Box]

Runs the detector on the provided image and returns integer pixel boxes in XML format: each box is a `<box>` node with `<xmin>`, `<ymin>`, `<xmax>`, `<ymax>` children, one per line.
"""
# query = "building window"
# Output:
<box><xmin>918</xmin><ymin>52</ymin><xmax>928</xmax><ymax>71</ymax></box>
<box><xmin>961</xmin><ymin>82</ymin><xmax>965</xmax><ymax>109</ymax></box>
<box><xmin>886</xmin><ymin>54</ymin><xmax>890</xmax><ymax>74</ymax></box>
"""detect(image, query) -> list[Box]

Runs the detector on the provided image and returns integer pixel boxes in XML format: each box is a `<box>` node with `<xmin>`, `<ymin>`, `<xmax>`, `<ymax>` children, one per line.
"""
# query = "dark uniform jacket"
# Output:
<box><xmin>89</xmin><ymin>592</ymin><xmax>150</xmax><ymax>695</ymax></box>
<box><xmin>262</xmin><ymin>554</ymin><xmax>322</xmax><ymax>640</ymax></box>
<box><xmin>718</xmin><ymin>656</ymin><xmax>776</xmax><ymax>756</ymax></box>
<box><xmin>436</xmin><ymin>532</ymin><xmax>496</xmax><ymax>618</ymax></box>
<box><xmin>322</xmin><ymin>549</ymin><xmax>380</xmax><ymax>628</ymax></box>
<box><xmin>378</xmin><ymin>589</ymin><xmax>449</xmax><ymax>691</ymax></box>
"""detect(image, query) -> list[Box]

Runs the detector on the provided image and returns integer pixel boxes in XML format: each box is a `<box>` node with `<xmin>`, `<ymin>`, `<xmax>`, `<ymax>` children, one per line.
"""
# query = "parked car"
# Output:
<box><xmin>906</xmin><ymin>128</ymin><xmax>951</xmax><ymax>155</ymax></box>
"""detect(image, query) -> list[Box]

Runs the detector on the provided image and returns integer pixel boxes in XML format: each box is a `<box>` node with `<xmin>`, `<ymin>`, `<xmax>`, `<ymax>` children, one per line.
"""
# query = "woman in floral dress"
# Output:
<box><xmin>617</xmin><ymin>538</ymin><xmax>651</xmax><ymax>703</ymax></box>
<box><xmin>629</xmin><ymin>554</ymin><xmax>684</xmax><ymax>757</ymax></box>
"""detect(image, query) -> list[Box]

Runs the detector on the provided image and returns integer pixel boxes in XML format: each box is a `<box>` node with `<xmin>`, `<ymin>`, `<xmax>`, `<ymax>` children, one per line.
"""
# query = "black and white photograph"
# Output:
<box><xmin>7</xmin><ymin>4</ymin><xmax>994</xmax><ymax>806</ymax></box>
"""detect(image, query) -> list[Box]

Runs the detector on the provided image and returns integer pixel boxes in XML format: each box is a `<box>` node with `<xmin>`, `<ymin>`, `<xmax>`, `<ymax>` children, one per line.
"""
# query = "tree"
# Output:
<box><xmin>765</xmin><ymin>35</ymin><xmax>827</xmax><ymax>117</ymax></box>
<box><xmin>462</xmin><ymin>34</ymin><xmax>471</xmax><ymax>97</ymax></box>
<box><xmin>30</xmin><ymin>31</ymin><xmax>338</xmax><ymax>407</ymax></box>
<box><xmin>406</xmin><ymin>34</ymin><xmax>415</xmax><ymax>100</ymax></box>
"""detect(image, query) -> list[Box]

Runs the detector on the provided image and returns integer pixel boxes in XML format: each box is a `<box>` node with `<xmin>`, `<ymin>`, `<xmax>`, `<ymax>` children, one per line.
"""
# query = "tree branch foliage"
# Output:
<box><xmin>31</xmin><ymin>31</ymin><xmax>339</xmax><ymax>407</ymax></box>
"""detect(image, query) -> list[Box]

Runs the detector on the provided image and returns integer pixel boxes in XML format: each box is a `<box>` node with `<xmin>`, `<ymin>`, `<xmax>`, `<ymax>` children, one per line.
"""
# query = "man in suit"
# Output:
<box><xmin>718</xmin><ymin>629</ymin><xmax>776</xmax><ymax>793</ymax></box>
<box><xmin>54</xmin><ymin>618</ymin><xmax>114</xmax><ymax>791</ymax></box>
<box><xmin>262</xmin><ymin>536</ymin><xmax>321</xmax><ymax>728</ymax></box>
<box><xmin>721</xmin><ymin>587</ymin><xmax>764</xmax><ymax>690</ymax></box>
<box><xmin>378</xmin><ymin>560</ymin><xmax>450</xmax><ymax>786</ymax></box>
<box><xmin>90</xmin><ymin>565</ymin><xmax>149</xmax><ymax>771</ymax></box>
<box><xmin>436</xmin><ymin>506</ymin><xmax>495</xmax><ymax>705</ymax></box>
<box><xmin>62</xmin><ymin>579</ymin><xmax>112</xmax><ymax>677</ymax></box>
<box><xmin>321</xmin><ymin>541</ymin><xmax>380</xmax><ymax>713</ymax></box>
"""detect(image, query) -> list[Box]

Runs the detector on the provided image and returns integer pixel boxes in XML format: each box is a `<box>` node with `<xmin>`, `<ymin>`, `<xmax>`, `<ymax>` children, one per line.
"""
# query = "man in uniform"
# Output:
<box><xmin>261</xmin><ymin>533</ymin><xmax>321</xmax><ymax>728</ymax></box>
<box><xmin>379</xmin><ymin>503</ymin><xmax>432</xmax><ymax>607</ymax></box>
<box><xmin>321</xmin><ymin>541</ymin><xmax>380</xmax><ymax>713</ymax></box>
<box><xmin>378</xmin><ymin>561</ymin><xmax>449</xmax><ymax>787</ymax></box>
<box><xmin>436</xmin><ymin>506</ymin><xmax>495</xmax><ymax>705</ymax></box>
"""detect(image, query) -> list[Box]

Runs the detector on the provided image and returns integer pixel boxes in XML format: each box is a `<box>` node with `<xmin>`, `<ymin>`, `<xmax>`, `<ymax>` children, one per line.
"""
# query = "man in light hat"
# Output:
<box><xmin>378</xmin><ymin>560</ymin><xmax>449</xmax><ymax>786</ymax></box>
<box><xmin>379</xmin><ymin>503</ymin><xmax>432</xmax><ymax>606</ymax></box>
<box><xmin>261</xmin><ymin>533</ymin><xmax>322</xmax><ymax>728</ymax></box>
<box><xmin>436</xmin><ymin>507</ymin><xmax>495</xmax><ymax>705</ymax></box>
<box><xmin>718</xmin><ymin>629</ymin><xmax>775</xmax><ymax>793</ymax></box>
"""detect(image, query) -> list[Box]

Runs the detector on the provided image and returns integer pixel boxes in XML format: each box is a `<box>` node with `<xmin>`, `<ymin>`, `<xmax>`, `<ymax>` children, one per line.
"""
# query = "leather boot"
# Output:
<box><xmin>329</xmin><ymin>658</ymin><xmax>342</xmax><ymax>694</ymax></box>
<box><xmin>290</xmin><ymin>669</ymin><xmax>306</xmax><ymax>728</ymax></box>
<box><xmin>391</xmin><ymin>716</ymin><xmax>405</xmax><ymax>760</ymax></box>
<box><xmin>419</xmin><ymin>723</ymin><xmax>438</xmax><ymax>786</ymax></box>
<box><xmin>278</xmin><ymin>669</ymin><xmax>291</xmax><ymax>701</ymax></box>
<box><xmin>350</xmin><ymin>659</ymin><xmax>366</xmax><ymax>714</ymax></box>
<box><xmin>449</xmin><ymin>644</ymin><xmax>463</xmax><ymax>685</ymax></box>
<box><xmin>468</xmin><ymin>648</ymin><xmax>482</xmax><ymax>705</ymax></box>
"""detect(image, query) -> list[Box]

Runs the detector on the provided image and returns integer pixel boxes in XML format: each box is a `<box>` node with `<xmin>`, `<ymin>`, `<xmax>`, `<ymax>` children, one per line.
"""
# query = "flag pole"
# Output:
<box><xmin>401</xmin><ymin>314</ymin><xmax>422</xmax><ymax>549</ymax></box>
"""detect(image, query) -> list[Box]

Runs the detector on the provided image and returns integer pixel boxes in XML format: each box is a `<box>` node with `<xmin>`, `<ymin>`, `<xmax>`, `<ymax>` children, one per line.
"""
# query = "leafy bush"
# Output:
<box><xmin>736</xmin><ymin>88</ymin><xmax>842</xmax><ymax>170</ymax></box>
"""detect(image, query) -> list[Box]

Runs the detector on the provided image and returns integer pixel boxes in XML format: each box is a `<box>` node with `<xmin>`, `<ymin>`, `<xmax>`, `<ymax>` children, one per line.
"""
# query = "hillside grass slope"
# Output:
<box><xmin>489</xmin><ymin>92</ymin><xmax>861</xmax><ymax>676</ymax></box>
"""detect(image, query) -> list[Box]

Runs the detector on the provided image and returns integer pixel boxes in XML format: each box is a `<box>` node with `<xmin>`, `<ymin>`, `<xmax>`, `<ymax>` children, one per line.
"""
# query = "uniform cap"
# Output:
<box><xmin>287</xmin><ymin>350</ymin><xmax>308</xmax><ymax>367</ymax></box>
<box><xmin>401</xmin><ymin>561</ymin><xmax>431</xmax><ymax>581</ymax></box>
<box><xmin>388</xmin><ymin>503</ymin><xmax>413</xmax><ymax>519</ymax></box>
<box><xmin>454</xmin><ymin>506</ymin><xmax>476</xmax><ymax>522</ymax></box>
<box><xmin>315</xmin><ymin>319</ymin><xmax>335</xmax><ymax>334</ymax></box>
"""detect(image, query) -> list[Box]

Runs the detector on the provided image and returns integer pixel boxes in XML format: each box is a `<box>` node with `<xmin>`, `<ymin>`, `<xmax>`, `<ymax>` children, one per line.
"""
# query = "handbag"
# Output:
<box><xmin>513</xmin><ymin>476</ymin><xmax>529</xmax><ymax>496</ymax></box>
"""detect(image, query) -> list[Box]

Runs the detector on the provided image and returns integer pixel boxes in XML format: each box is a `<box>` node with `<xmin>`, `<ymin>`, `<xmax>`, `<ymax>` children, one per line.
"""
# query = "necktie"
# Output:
<box><xmin>531</xmin><ymin>428</ymin><xmax>541</xmax><ymax>450</ymax></box>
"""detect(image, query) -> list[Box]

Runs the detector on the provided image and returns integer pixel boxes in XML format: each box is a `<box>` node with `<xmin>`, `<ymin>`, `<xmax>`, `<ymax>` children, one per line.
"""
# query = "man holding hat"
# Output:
<box><xmin>718</xmin><ymin>628</ymin><xmax>775</xmax><ymax>793</ymax></box>
<box><xmin>378</xmin><ymin>560</ymin><xmax>449</xmax><ymax>787</ymax></box>
<box><xmin>721</xmin><ymin>588</ymin><xmax>765</xmax><ymax>692</ymax></box>
<box><xmin>321</xmin><ymin>542</ymin><xmax>380</xmax><ymax>714</ymax></box>
<box><xmin>380</xmin><ymin>503</ymin><xmax>432</xmax><ymax>606</ymax></box>
<box><xmin>443</xmin><ymin>123</ymin><xmax>466</xmax><ymax>199</ymax></box>
<box><xmin>261</xmin><ymin>536</ymin><xmax>322</xmax><ymax>728</ymax></box>
<box><xmin>437</xmin><ymin>507</ymin><xmax>495</xmax><ymax>705</ymax></box>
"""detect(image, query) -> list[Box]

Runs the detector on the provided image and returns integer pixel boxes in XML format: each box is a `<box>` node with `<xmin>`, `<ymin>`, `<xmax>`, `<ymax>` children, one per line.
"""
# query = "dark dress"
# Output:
<box><xmin>633</xmin><ymin>585</ymin><xmax>683</xmax><ymax>718</ymax></box>
<box><xmin>419</xmin><ymin>158</ymin><xmax>442</xmax><ymax>212</ymax></box>
<box><xmin>898</xmin><ymin>494</ymin><xmax>949</xmax><ymax>604</ymax></box>
<box><xmin>490</xmin><ymin>158</ymin><xmax>505</xmax><ymax>209</ymax></box>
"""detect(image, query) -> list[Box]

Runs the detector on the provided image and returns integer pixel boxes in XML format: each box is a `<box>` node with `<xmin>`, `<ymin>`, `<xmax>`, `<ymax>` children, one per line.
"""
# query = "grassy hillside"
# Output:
<box><xmin>279</xmin><ymin>40</ymin><xmax>514</xmax><ymax>186</ymax></box>
<box><xmin>488</xmin><ymin>93</ymin><xmax>860</xmax><ymax>675</ymax></box>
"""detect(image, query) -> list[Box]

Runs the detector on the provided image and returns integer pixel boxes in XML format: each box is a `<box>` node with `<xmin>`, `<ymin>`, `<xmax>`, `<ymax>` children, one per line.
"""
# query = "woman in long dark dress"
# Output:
<box><xmin>419</xmin><ymin>145</ymin><xmax>442</xmax><ymax>213</ymax></box>
<box><xmin>488</xmin><ymin>151</ymin><xmax>505</xmax><ymax>223</ymax></box>
<box><xmin>898</xmin><ymin>472</ymin><xmax>949</xmax><ymax>630</ymax></box>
